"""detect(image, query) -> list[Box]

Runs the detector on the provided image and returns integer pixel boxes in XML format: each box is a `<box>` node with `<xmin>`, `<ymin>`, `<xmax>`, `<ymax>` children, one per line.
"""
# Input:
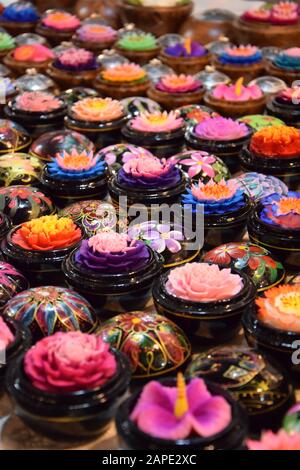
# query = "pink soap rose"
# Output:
<box><xmin>24</xmin><ymin>331</ymin><xmax>117</xmax><ymax>393</ymax></box>
<box><xmin>166</xmin><ymin>262</ymin><xmax>243</xmax><ymax>302</ymax></box>
<box><xmin>0</xmin><ymin>317</ymin><xmax>14</xmax><ymax>350</ymax></box>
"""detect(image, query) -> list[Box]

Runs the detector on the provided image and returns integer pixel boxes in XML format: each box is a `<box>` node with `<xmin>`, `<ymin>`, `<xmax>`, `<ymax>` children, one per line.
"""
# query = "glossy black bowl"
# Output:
<box><xmin>247</xmin><ymin>203</ymin><xmax>300</xmax><ymax>272</ymax></box>
<box><xmin>185</xmin><ymin>125</ymin><xmax>252</xmax><ymax>174</ymax></box>
<box><xmin>266</xmin><ymin>97</ymin><xmax>300</xmax><ymax>128</ymax></box>
<box><xmin>242</xmin><ymin>307</ymin><xmax>300</xmax><ymax>377</ymax></box>
<box><xmin>40</xmin><ymin>166</ymin><xmax>108</xmax><ymax>208</ymax></box>
<box><xmin>0</xmin><ymin>211</ymin><xmax>11</xmax><ymax>241</ymax></box>
<box><xmin>240</xmin><ymin>145</ymin><xmax>300</xmax><ymax>190</ymax></box>
<box><xmin>6</xmin><ymin>349</ymin><xmax>131</xmax><ymax>439</ymax></box>
<box><xmin>62</xmin><ymin>246</ymin><xmax>163</xmax><ymax>316</ymax></box>
<box><xmin>121</xmin><ymin>122</ymin><xmax>186</xmax><ymax>158</ymax></box>
<box><xmin>1</xmin><ymin>225</ymin><xmax>82</xmax><ymax>287</ymax></box>
<box><xmin>153</xmin><ymin>268</ymin><xmax>257</xmax><ymax>345</ymax></box>
<box><xmin>116</xmin><ymin>378</ymin><xmax>248</xmax><ymax>450</ymax></box>
<box><xmin>0</xmin><ymin>318</ymin><xmax>31</xmax><ymax>395</ymax></box>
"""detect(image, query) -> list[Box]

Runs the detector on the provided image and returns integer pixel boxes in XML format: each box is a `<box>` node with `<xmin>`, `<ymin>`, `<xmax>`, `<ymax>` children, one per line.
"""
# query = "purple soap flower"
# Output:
<box><xmin>165</xmin><ymin>39</ymin><xmax>207</xmax><ymax>58</ymax></box>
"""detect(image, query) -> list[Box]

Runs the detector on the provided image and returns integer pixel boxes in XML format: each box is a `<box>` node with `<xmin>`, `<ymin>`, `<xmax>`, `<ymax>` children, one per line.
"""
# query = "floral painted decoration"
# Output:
<box><xmin>274</xmin><ymin>47</ymin><xmax>300</xmax><ymax>71</ymax></box>
<box><xmin>75</xmin><ymin>232</ymin><xmax>150</xmax><ymax>274</ymax></box>
<box><xmin>156</xmin><ymin>74</ymin><xmax>203</xmax><ymax>93</ymax></box>
<box><xmin>0</xmin><ymin>316</ymin><xmax>14</xmax><ymax>349</ymax></box>
<box><xmin>48</xmin><ymin>149</ymin><xmax>106</xmax><ymax>180</ymax></box>
<box><xmin>260</xmin><ymin>192</ymin><xmax>300</xmax><ymax>230</ymax></box>
<box><xmin>257</xmin><ymin>285</ymin><xmax>300</xmax><ymax>332</ymax></box>
<box><xmin>166</xmin><ymin>262</ymin><xmax>243</xmax><ymax>302</ymax></box>
<box><xmin>76</xmin><ymin>24</ymin><xmax>117</xmax><ymax>43</ymax></box>
<box><xmin>242</xmin><ymin>2</ymin><xmax>299</xmax><ymax>25</ymax></box>
<box><xmin>71</xmin><ymin>97</ymin><xmax>124</xmax><ymax>122</ymax></box>
<box><xmin>130</xmin><ymin>111</ymin><xmax>183</xmax><ymax>133</ymax></box>
<box><xmin>177</xmin><ymin>105</ymin><xmax>219</xmax><ymax>126</ymax></box>
<box><xmin>130</xmin><ymin>373</ymin><xmax>232</xmax><ymax>440</ymax></box>
<box><xmin>0</xmin><ymin>153</ymin><xmax>42</xmax><ymax>187</ymax></box>
<box><xmin>101</xmin><ymin>63</ymin><xmax>147</xmax><ymax>83</ymax></box>
<box><xmin>164</xmin><ymin>38</ymin><xmax>207</xmax><ymax>58</ymax></box>
<box><xmin>194</xmin><ymin>116</ymin><xmax>249</xmax><ymax>141</ymax></box>
<box><xmin>24</xmin><ymin>331</ymin><xmax>116</xmax><ymax>393</ymax></box>
<box><xmin>203</xmin><ymin>242</ymin><xmax>285</xmax><ymax>291</ymax></box>
<box><xmin>212</xmin><ymin>77</ymin><xmax>263</xmax><ymax>102</ymax></box>
<box><xmin>41</xmin><ymin>10</ymin><xmax>81</xmax><ymax>31</ymax></box>
<box><xmin>275</xmin><ymin>86</ymin><xmax>300</xmax><ymax>105</ymax></box>
<box><xmin>117</xmin><ymin>154</ymin><xmax>181</xmax><ymax>189</ymax></box>
<box><xmin>250</xmin><ymin>125</ymin><xmax>300</xmax><ymax>157</ymax></box>
<box><xmin>97</xmin><ymin>311</ymin><xmax>191</xmax><ymax>378</ymax></box>
<box><xmin>53</xmin><ymin>48</ymin><xmax>98</xmax><ymax>72</ymax></box>
<box><xmin>15</xmin><ymin>91</ymin><xmax>64</xmax><ymax>113</ymax></box>
<box><xmin>1</xmin><ymin>2</ymin><xmax>40</xmax><ymax>23</ymax></box>
<box><xmin>219</xmin><ymin>45</ymin><xmax>262</xmax><ymax>65</ymax></box>
<box><xmin>0</xmin><ymin>261</ymin><xmax>28</xmax><ymax>310</ymax></box>
<box><xmin>12</xmin><ymin>215</ymin><xmax>82</xmax><ymax>251</ymax></box>
<box><xmin>231</xmin><ymin>172</ymin><xmax>288</xmax><ymax>202</ymax></box>
<box><xmin>3</xmin><ymin>286</ymin><xmax>97</xmax><ymax>338</ymax></box>
<box><xmin>128</xmin><ymin>221</ymin><xmax>184</xmax><ymax>254</ymax></box>
<box><xmin>169</xmin><ymin>151</ymin><xmax>230</xmax><ymax>183</ymax></box>
<box><xmin>13</xmin><ymin>44</ymin><xmax>54</xmax><ymax>62</ymax></box>
<box><xmin>98</xmin><ymin>143</ymin><xmax>153</xmax><ymax>173</ymax></box>
<box><xmin>117</xmin><ymin>32</ymin><xmax>158</xmax><ymax>51</ymax></box>
<box><xmin>247</xmin><ymin>429</ymin><xmax>300</xmax><ymax>450</ymax></box>
<box><xmin>182</xmin><ymin>179</ymin><xmax>246</xmax><ymax>215</ymax></box>
<box><xmin>238</xmin><ymin>114</ymin><xmax>285</xmax><ymax>131</ymax></box>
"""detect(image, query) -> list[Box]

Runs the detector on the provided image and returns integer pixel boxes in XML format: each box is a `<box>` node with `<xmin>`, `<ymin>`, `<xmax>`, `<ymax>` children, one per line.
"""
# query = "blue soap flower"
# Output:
<box><xmin>2</xmin><ymin>2</ymin><xmax>39</xmax><ymax>23</ymax></box>
<box><xmin>47</xmin><ymin>150</ymin><xmax>106</xmax><ymax>180</ymax></box>
<box><xmin>219</xmin><ymin>50</ymin><xmax>262</xmax><ymax>65</ymax></box>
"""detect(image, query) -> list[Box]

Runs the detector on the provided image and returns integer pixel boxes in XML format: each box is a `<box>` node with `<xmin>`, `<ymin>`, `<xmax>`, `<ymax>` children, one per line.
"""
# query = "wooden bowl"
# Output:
<box><xmin>114</xmin><ymin>45</ymin><xmax>161</xmax><ymax>66</ymax></box>
<box><xmin>212</xmin><ymin>57</ymin><xmax>266</xmax><ymax>84</ymax></box>
<box><xmin>265</xmin><ymin>61</ymin><xmax>300</xmax><ymax>87</ymax></box>
<box><xmin>159</xmin><ymin>50</ymin><xmax>211</xmax><ymax>75</ymax></box>
<box><xmin>233</xmin><ymin>18</ymin><xmax>300</xmax><ymax>48</ymax></box>
<box><xmin>95</xmin><ymin>76</ymin><xmax>150</xmax><ymax>99</ymax></box>
<box><xmin>3</xmin><ymin>52</ymin><xmax>52</xmax><ymax>76</ymax></box>
<box><xmin>204</xmin><ymin>92</ymin><xmax>267</xmax><ymax>119</ymax></box>
<box><xmin>148</xmin><ymin>84</ymin><xmax>205</xmax><ymax>110</ymax></box>
<box><xmin>47</xmin><ymin>63</ymin><xmax>100</xmax><ymax>89</ymax></box>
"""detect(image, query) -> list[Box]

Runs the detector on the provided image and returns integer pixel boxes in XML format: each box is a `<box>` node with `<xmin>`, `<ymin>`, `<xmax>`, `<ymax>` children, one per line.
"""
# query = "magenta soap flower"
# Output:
<box><xmin>212</xmin><ymin>78</ymin><xmax>263</xmax><ymax>102</ymax></box>
<box><xmin>131</xmin><ymin>111</ymin><xmax>183</xmax><ymax>133</ymax></box>
<box><xmin>156</xmin><ymin>74</ymin><xmax>202</xmax><ymax>94</ymax></box>
<box><xmin>24</xmin><ymin>331</ymin><xmax>116</xmax><ymax>393</ymax></box>
<box><xmin>166</xmin><ymin>262</ymin><xmax>243</xmax><ymax>302</ymax></box>
<box><xmin>195</xmin><ymin>117</ymin><xmax>249</xmax><ymax>141</ymax></box>
<box><xmin>0</xmin><ymin>317</ymin><xmax>14</xmax><ymax>349</ymax></box>
<box><xmin>247</xmin><ymin>429</ymin><xmax>300</xmax><ymax>450</ymax></box>
<box><xmin>130</xmin><ymin>373</ymin><xmax>232</xmax><ymax>440</ymax></box>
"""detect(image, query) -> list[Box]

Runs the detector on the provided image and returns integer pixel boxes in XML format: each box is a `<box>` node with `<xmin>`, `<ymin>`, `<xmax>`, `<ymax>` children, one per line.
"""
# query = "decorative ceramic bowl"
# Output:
<box><xmin>0</xmin><ymin>186</ymin><xmax>54</xmax><ymax>225</ymax></box>
<box><xmin>3</xmin><ymin>286</ymin><xmax>98</xmax><ymax>343</ymax></box>
<box><xmin>95</xmin><ymin>311</ymin><xmax>191</xmax><ymax>379</ymax></box>
<box><xmin>0</xmin><ymin>261</ymin><xmax>29</xmax><ymax>310</ymax></box>
<box><xmin>116</xmin><ymin>378</ymin><xmax>248</xmax><ymax>450</ymax></box>
<box><xmin>186</xmin><ymin>346</ymin><xmax>295</xmax><ymax>432</ymax></box>
<box><xmin>6</xmin><ymin>348</ymin><xmax>131</xmax><ymax>438</ymax></box>
<box><xmin>176</xmin><ymin>104</ymin><xmax>219</xmax><ymax>127</ymax></box>
<box><xmin>0</xmin><ymin>119</ymin><xmax>31</xmax><ymax>154</ymax></box>
<box><xmin>29</xmin><ymin>130</ymin><xmax>95</xmax><ymax>163</ymax></box>
<box><xmin>0</xmin><ymin>153</ymin><xmax>43</xmax><ymax>187</ymax></box>
<box><xmin>0</xmin><ymin>211</ymin><xmax>11</xmax><ymax>241</ymax></box>
<box><xmin>97</xmin><ymin>143</ymin><xmax>153</xmax><ymax>175</ymax></box>
<box><xmin>203</xmin><ymin>242</ymin><xmax>285</xmax><ymax>294</ymax></box>
<box><xmin>153</xmin><ymin>267</ymin><xmax>256</xmax><ymax>344</ymax></box>
<box><xmin>238</xmin><ymin>114</ymin><xmax>285</xmax><ymax>132</ymax></box>
<box><xmin>60</xmin><ymin>87</ymin><xmax>98</xmax><ymax>106</ymax></box>
<box><xmin>120</xmin><ymin>97</ymin><xmax>162</xmax><ymax>118</ymax></box>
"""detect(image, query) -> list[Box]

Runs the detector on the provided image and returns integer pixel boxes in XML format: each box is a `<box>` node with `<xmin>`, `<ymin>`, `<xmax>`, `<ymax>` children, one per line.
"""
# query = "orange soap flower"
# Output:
<box><xmin>250</xmin><ymin>125</ymin><xmax>300</xmax><ymax>157</ymax></box>
<box><xmin>101</xmin><ymin>63</ymin><xmax>146</xmax><ymax>83</ymax></box>
<box><xmin>12</xmin><ymin>215</ymin><xmax>81</xmax><ymax>251</ymax></box>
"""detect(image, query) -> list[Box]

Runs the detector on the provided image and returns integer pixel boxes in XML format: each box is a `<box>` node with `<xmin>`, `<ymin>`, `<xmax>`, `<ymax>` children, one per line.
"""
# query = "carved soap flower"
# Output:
<box><xmin>0</xmin><ymin>316</ymin><xmax>14</xmax><ymax>350</ymax></box>
<box><xmin>212</xmin><ymin>77</ymin><xmax>263</xmax><ymax>102</ymax></box>
<box><xmin>76</xmin><ymin>24</ymin><xmax>117</xmax><ymax>43</ymax></box>
<box><xmin>48</xmin><ymin>149</ymin><xmax>106</xmax><ymax>180</ymax></box>
<box><xmin>128</xmin><ymin>221</ymin><xmax>184</xmax><ymax>254</ymax></box>
<box><xmin>195</xmin><ymin>117</ymin><xmax>249</xmax><ymax>141</ymax></box>
<box><xmin>13</xmin><ymin>44</ymin><xmax>54</xmax><ymax>62</ymax></box>
<box><xmin>15</xmin><ymin>91</ymin><xmax>64</xmax><ymax>113</ymax></box>
<box><xmin>130</xmin><ymin>373</ymin><xmax>232</xmax><ymax>440</ymax></box>
<box><xmin>166</xmin><ymin>262</ymin><xmax>243</xmax><ymax>302</ymax></box>
<box><xmin>41</xmin><ymin>10</ymin><xmax>80</xmax><ymax>31</ymax></box>
<box><xmin>118</xmin><ymin>154</ymin><xmax>181</xmax><ymax>189</ymax></box>
<box><xmin>274</xmin><ymin>47</ymin><xmax>300</xmax><ymax>70</ymax></box>
<box><xmin>242</xmin><ymin>2</ymin><xmax>299</xmax><ymax>25</ymax></box>
<box><xmin>164</xmin><ymin>37</ymin><xmax>207</xmax><ymax>58</ymax></box>
<box><xmin>219</xmin><ymin>45</ymin><xmax>262</xmax><ymax>65</ymax></box>
<box><xmin>131</xmin><ymin>111</ymin><xmax>183</xmax><ymax>132</ymax></box>
<box><xmin>24</xmin><ymin>331</ymin><xmax>116</xmax><ymax>393</ymax></box>
<box><xmin>260</xmin><ymin>192</ymin><xmax>300</xmax><ymax>230</ymax></box>
<box><xmin>101</xmin><ymin>63</ymin><xmax>147</xmax><ymax>83</ymax></box>
<box><xmin>12</xmin><ymin>215</ymin><xmax>81</xmax><ymax>251</ymax></box>
<box><xmin>182</xmin><ymin>179</ymin><xmax>245</xmax><ymax>215</ymax></box>
<box><xmin>117</xmin><ymin>32</ymin><xmax>158</xmax><ymax>51</ymax></box>
<box><xmin>276</xmin><ymin>86</ymin><xmax>300</xmax><ymax>104</ymax></box>
<box><xmin>54</xmin><ymin>47</ymin><xmax>98</xmax><ymax>72</ymax></box>
<box><xmin>0</xmin><ymin>32</ymin><xmax>15</xmax><ymax>51</ymax></box>
<box><xmin>247</xmin><ymin>430</ymin><xmax>300</xmax><ymax>450</ymax></box>
<box><xmin>1</xmin><ymin>1</ymin><xmax>40</xmax><ymax>23</ymax></box>
<box><xmin>256</xmin><ymin>285</ymin><xmax>300</xmax><ymax>332</ymax></box>
<box><xmin>250</xmin><ymin>125</ymin><xmax>300</xmax><ymax>157</ymax></box>
<box><xmin>156</xmin><ymin>74</ymin><xmax>202</xmax><ymax>93</ymax></box>
<box><xmin>75</xmin><ymin>232</ymin><xmax>150</xmax><ymax>274</ymax></box>
<box><xmin>71</xmin><ymin>97</ymin><xmax>124</xmax><ymax>122</ymax></box>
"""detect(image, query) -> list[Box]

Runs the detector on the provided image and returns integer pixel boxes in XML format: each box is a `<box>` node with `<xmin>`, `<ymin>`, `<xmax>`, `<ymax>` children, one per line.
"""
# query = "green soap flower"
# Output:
<box><xmin>0</xmin><ymin>32</ymin><xmax>15</xmax><ymax>51</ymax></box>
<box><xmin>118</xmin><ymin>33</ymin><xmax>157</xmax><ymax>51</ymax></box>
